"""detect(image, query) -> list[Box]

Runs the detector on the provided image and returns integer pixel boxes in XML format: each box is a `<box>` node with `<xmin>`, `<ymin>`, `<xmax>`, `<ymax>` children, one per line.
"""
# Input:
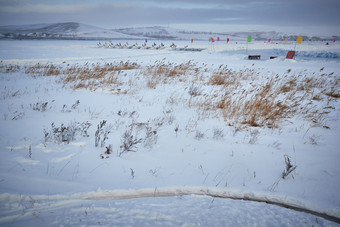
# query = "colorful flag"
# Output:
<box><xmin>247</xmin><ymin>35</ymin><xmax>252</xmax><ymax>42</ymax></box>
<box><xmin>296</xmin><ymin>36</ymin><xmax>303</xmax><ymax>44</ymax></box>
<box><xmin>209</xmin><ymin>37</ymin><xmax>211</xmax><ymax>42</ymax></box>
<box><xmin>286</xmin><ymin>51</ymin><xmax>295</xmax><ymax>59</ymax></box>
<box><xmin>285</xmin><ymin>38</ymin><xmax>288</xmax><ymax>42</ymax></box>
<box><xmin>268</xmin><ymin>38</ymin><xmax>271</xmax><ymax>43</ymax></box>
<box><xmin>217</xmin><ymin>37</ymin><xmax>220</xmax><ymax>41</ymax></box>
<box><xmin>227</xmin><ymin>38</ymin><xmax>229</xmax><ymax>43</ymax></box>
<box><xmin>211</xmin><ymin>37</ymin><xmax>215</xmax><ymax>42</ymax></box>
<box><xmin>191</xmin><ymin>38</ymin><xmax>194</xmax><ymax>43</ymax></box>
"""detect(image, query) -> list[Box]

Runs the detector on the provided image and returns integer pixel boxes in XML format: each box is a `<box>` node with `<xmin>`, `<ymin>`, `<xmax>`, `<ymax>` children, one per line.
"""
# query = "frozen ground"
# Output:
<box><xmin>0</xmin><ymin>40</ymin><xmax>339</xmax><ymax>226</ymax></box>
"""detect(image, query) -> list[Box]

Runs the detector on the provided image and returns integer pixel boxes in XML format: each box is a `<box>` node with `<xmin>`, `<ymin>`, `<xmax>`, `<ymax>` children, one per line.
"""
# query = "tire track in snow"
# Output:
<box><xmin>83</xmin><ymin>187</ymin><xmax>340</xmax><ymax>224</ymax></box>
<box><xmin>3</xmin><ymin>187</ymin><xmax>339</xmax><ymax>224</ymax></box>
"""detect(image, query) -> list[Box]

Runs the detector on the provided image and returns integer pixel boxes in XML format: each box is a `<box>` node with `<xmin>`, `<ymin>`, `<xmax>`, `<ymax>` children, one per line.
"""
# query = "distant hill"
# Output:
<box><xmin>1</xmin><ymin>22</ymin><xmax>339</xmax><ymax>41</ymax></box>
<box><xmin>0</xmin><ymin>22</ymin><xmax>141</xmax><ymax>40</ymax></box>
<box><xmin>114</xmin><ymin>26</ymin><xmax>340</xmax><ymax>41</ymax></box>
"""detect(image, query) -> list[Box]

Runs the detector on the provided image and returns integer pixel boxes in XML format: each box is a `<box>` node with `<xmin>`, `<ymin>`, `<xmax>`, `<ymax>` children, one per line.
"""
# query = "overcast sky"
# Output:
<box><xmin>0</xmin><ymin>0</ymin><xmax>339</xmax><ymax>35</ymax></box>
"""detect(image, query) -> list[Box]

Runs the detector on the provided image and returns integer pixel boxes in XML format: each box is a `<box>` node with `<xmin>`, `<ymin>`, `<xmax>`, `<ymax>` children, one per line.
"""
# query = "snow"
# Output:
<box><xmin>0</xmin><ymin>23</ymin><xmax>142</xmax><ymax>40</ymax></box>
<box><xmin>0</xmin><ymin>39</ymin><xmax>340</xmax><ymax>226</ymax></box>
<box><xmin>2</xmin><ymin>22</ymin><xmax>339</xmax><ymax>41</ymax></box>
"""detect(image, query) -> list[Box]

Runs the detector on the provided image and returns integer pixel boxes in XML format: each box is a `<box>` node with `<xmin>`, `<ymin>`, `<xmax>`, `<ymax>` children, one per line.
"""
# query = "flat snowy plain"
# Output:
<box><xmin>0</xmin><ymin>39</ymin><xmax>339</xmax><ymax>226</ymax></box>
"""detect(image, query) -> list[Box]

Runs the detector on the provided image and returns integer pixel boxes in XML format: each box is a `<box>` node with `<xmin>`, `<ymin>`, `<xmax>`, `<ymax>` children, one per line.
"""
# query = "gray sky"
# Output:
<box><xmin>0</xmin><ymin>0</ymin><xmax>339</xmax><ymax>35</ymax></box>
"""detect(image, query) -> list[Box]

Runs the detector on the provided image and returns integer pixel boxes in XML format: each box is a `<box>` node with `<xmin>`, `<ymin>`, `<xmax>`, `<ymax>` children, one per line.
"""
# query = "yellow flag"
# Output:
<box><xmin>285</xmin><ymin>38</ymin><xmax>288</xmax><ymax>42</ymax></box>
<box><xmin>297</xmin><ymin>36</ymin><xmax>303</xmax><ymax>44</ymax></box>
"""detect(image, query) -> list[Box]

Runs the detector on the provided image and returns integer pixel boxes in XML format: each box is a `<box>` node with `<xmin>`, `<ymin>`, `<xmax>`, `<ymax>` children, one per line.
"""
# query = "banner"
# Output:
<box><xmin>296</xmin><ymin>36</ymin><xmax>303</xmax><ymax>44</ymax></box>
<box><xmin>286</xmin><ymin>51</ymin><xmax>295</xmax><ymax>59</ymax></box>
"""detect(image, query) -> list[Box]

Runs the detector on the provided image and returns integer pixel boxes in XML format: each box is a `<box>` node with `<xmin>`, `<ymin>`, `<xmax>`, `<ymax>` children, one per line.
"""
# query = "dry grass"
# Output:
<box><xmin>279</xmin><ymin>78</ymin><xmax>297</xmax><ymax>93</ymax></box>
<box><xmin>22</xmin><ymin>61</ymin><xmax>140</xmax><ymax>91</ymax></box>
<box><xmin>24</xmin><ymin>63</ymin><xmax>62</xmax><ymax>76</ymax></box>
<box><xmin>191</xmin><ymin>69</ymin><xmax>339</xmax><ymax>128</ymax></box>
<box><xmin>142</xmin><ymin>60</ymin><xmax>201</xmax><ymax>88</ymax></box>
<box><xmin>0</xmin><ymin>63</ymin><xmax>21</xmax><ymax>73</ymax></box>
<box><xmin>2</xmin><ymin>60</ymin><xmax>338</xmax><ymax>129</ymax></box>
<box><xmin>143</xmin><ymin>60</ymin><xmax>198</xmax><ymax>78</ymax></box>
<box><xmin>211</xmin><ymin>82</ymin><xmax>291</xmax><ymax>128</ymax></box>
<box><xmin>323</xmin><ymin>89</ymin><xmax>340</xmax><ymax>98</ymax></box>
<box><xmin>209</xmin><ymin>65</ymin><xmax>231</xmax><ymax>86</ymax></box>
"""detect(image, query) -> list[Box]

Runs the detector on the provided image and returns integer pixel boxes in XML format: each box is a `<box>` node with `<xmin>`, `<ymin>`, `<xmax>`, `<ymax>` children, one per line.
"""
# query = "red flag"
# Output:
<box><xmin>286</xmin><ymin>51</ymin><xmax>295</xmax><ymax>59</ymax></box>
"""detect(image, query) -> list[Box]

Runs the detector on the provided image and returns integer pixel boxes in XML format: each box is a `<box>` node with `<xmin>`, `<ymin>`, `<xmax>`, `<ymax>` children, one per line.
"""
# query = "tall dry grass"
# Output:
<box><xmin>22</xmin><ymin>61</ymin><xmax>139</xmax><ymax>91</ymax></box>
<box><xmin>142</xmin><ymin>60</ymin><xmax>202</xmax><ymax>88</ymax></box>
<box><xmin>191</xmin><ymin>66</ymin><xmax>338</xmax><ymax>128</ymax></box>
<box><xmin>195</xmin><ymin>79</ymin><xmax>291</xmax><ymax>128</ymax></box>
<box><xmin>0</xmin><ymin>63</ymin><xmax>21</xmax><ymax>73</ymax></box>
<box><xmin>2</xmin><ymin>60</ymin><xmax>338</xmax><ymax>129</ymax></box>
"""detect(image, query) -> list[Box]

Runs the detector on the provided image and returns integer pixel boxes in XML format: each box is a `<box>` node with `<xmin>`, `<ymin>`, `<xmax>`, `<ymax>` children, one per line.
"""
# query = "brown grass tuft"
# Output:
<box><xmin>323</xmin><ymin>90</ymin><xmax>340</xmax><ymax>98</ymax></box>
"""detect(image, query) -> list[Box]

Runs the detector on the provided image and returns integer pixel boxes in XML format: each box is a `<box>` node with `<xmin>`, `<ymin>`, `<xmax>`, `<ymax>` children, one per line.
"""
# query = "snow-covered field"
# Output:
<box><xmin>0</xmin><ymin>39</ymin><xmax>340</xmax><ymax>226</ymax></box>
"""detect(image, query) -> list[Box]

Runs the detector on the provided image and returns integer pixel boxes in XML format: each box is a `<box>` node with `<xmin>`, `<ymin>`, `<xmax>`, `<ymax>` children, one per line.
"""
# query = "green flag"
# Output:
<box><xmin>247</xmin><ymin>35</ymin><xmax>252</xmax><ymax>42</ymax></box>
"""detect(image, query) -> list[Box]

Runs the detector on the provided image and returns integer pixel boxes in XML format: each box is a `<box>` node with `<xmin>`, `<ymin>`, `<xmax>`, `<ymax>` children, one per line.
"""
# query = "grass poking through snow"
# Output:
<box><xmin>1</xmin><ymin>60</ymin><xmax>338</xmax><ymax>129</ymax></box>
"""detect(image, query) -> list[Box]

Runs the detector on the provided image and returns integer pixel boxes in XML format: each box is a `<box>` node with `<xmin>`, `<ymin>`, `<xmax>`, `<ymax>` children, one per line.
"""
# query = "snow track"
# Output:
<box><xmin>80</xmin><ymin>187</ymin><xmax>340</xmax><ymax>224</ymax></box>
<box><xmin>2</xmin><ymin>187</ymin><xmax>340</xmax><ymax>224</ymax></box>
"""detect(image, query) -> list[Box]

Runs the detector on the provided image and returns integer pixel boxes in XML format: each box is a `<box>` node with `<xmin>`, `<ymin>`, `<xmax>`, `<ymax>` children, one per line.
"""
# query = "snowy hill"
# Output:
<box><xmin>1</xmin><ymin>22</ymin><xmax>339</xmax><ymax>41</ymax></box>
<box><xmin>113</xmin><ymin>26</ymin><xmax>276</xmax><ymax>41</ymax></box>
<box><xmin>0</xmin><ymin>22</ymin><xmax>142</xmax><ymax>40</ymax></box>
<box><xmin>112</xmin><ymin>26</ymin><xmax>340</xmax><ymax>41</ymax></box>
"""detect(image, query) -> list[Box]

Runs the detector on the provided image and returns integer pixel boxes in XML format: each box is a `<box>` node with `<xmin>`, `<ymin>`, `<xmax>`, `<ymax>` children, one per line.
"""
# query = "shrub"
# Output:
<box><xmin>282</xmin><ymin>154</ymin><xmax>297</xmax><ymax>179</ymax></box>
<box><xmin>95</xmin><ymin>120</ymin><xmax>112</xmax><ymax>148</ymax></box>
<box><xmin>119</xmin><ymin>128</ymin><xmax>142</xmax><ymax>156</ymax></box>
<box><xmin>44</xmin><ymin>121</ymin><xmax>91</xmax><ymax>144</ymax></box>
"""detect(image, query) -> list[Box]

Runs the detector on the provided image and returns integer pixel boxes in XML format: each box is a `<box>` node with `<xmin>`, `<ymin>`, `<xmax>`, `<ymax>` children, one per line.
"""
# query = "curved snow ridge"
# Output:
<box><xmin>2</xmin><ymin>187</ymin><xmax>339</xmax><ymax>224</ymax></box>
<box><xmin>84</xmin><ymin>187</ymin><xmax>340</xmax><ymax>223</ymax></box>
